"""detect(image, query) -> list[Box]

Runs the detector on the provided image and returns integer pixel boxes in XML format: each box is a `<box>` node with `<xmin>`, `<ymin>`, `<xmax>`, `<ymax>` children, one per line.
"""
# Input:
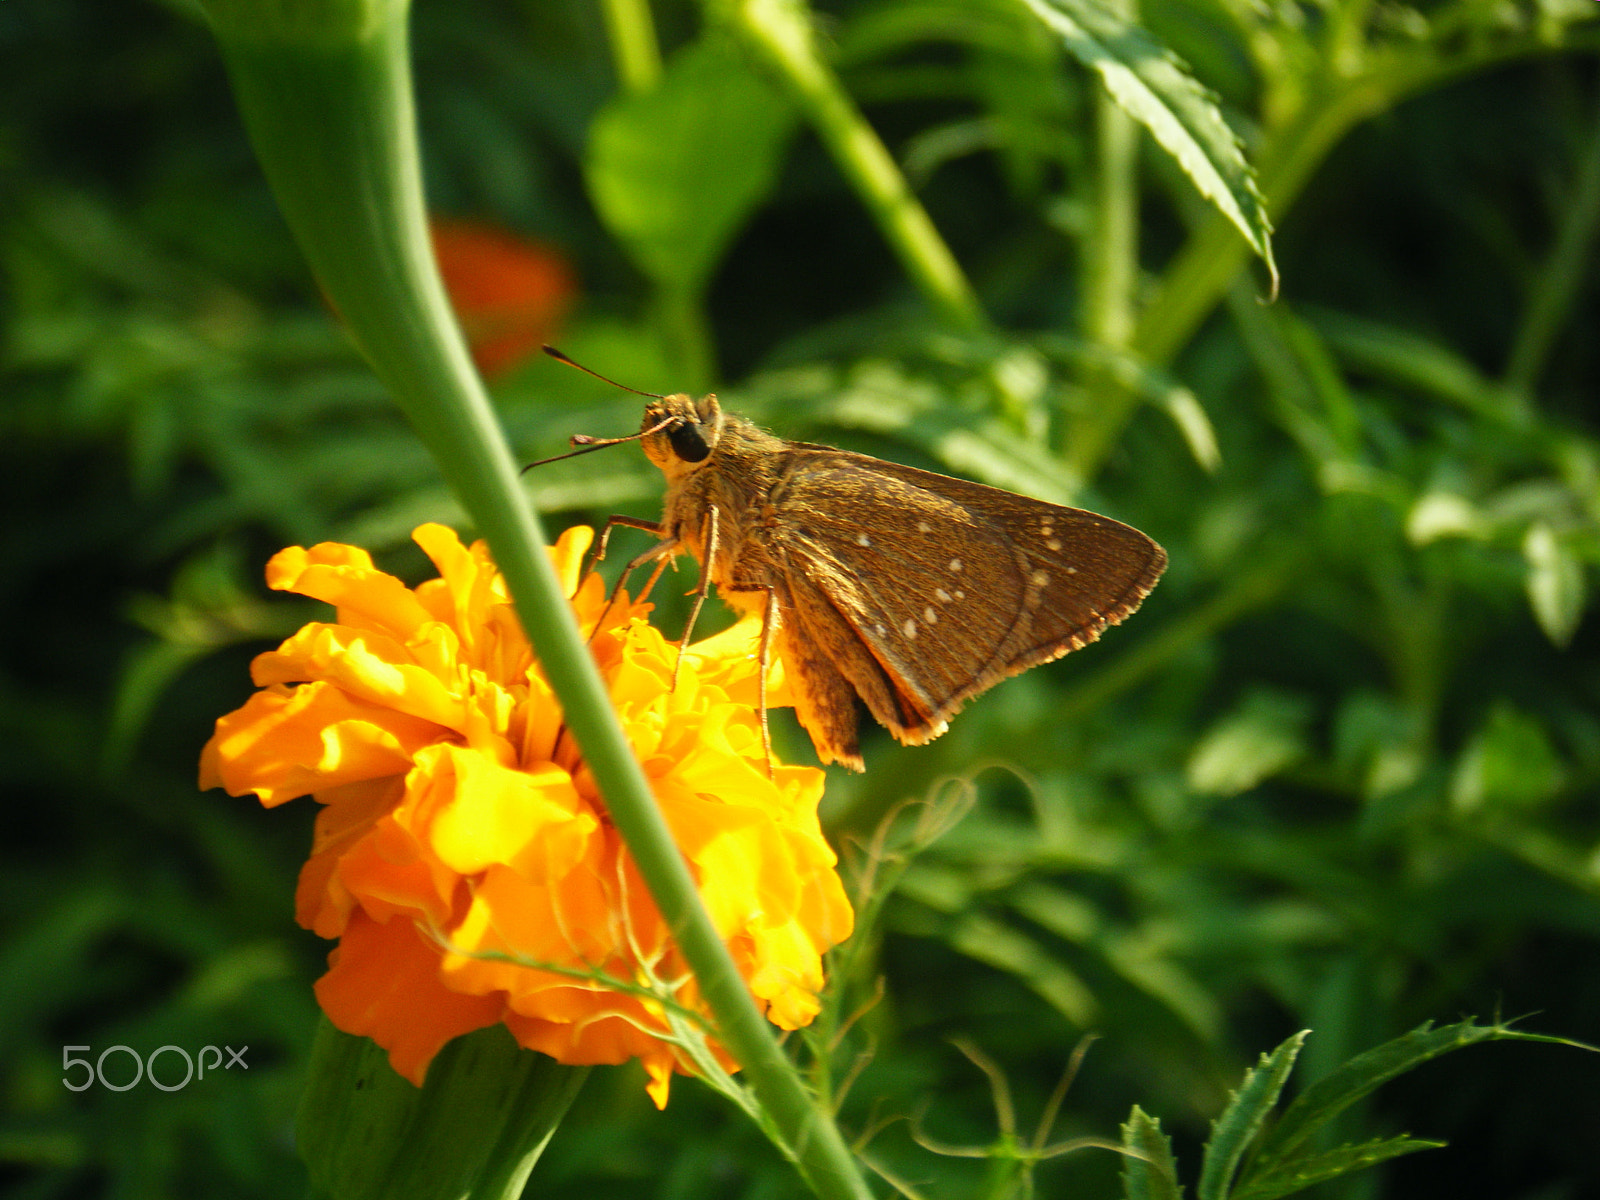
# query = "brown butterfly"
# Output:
<box><xmin>537</xmin><ymin>348</ymin><xmax>1166</xmax><ymax>772</ymax></box>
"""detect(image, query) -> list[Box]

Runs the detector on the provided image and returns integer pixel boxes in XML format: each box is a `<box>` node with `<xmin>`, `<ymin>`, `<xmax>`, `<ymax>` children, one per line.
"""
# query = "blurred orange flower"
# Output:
<box><xmin>201</xmin><ymin>524</ymin><xmax>852</xmax><ymax>1106</ymax></box>
<box><xmin>431</xmin><ymin>219</ymin><xmax>577</xmax><ymax>377</ymax></box>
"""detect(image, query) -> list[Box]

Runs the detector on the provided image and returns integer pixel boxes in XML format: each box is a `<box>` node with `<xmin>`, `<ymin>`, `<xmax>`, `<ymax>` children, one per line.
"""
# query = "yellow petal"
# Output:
<box><xmin>200</xmin><ymin>684</ymin><xmax>441</xmax><ymax>805</ymax></box>
<box><xmin>267</xmin><ymin>543</ymin><xmax>435</xmax><ymax>635</ymax></box>
<box><xmin>423</xmin><ymin>744</ymin><xmax>598</xmax><ymax>880</ymax></box>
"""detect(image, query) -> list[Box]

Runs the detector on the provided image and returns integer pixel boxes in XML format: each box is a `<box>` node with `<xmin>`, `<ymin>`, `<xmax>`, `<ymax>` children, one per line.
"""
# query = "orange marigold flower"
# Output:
<box><xmin>430</xmin><ymin>219</ymin><xmax>576</xmax><ymax>377</ymax></box>
<box><xmin>200</xmin><ymin>524</ymin><xmax>853</xmax><ymax>1106</ymax></box>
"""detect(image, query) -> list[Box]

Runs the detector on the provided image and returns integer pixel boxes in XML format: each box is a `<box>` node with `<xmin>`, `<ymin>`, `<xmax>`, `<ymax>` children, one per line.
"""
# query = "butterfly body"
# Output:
<box><xmin>632</xmin><ymin>393</ymin><xmax>1166</xmax><ymax>771</ymax></box>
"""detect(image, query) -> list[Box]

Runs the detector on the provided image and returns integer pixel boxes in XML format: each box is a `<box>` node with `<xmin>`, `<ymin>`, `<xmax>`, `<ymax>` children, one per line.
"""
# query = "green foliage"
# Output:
<box><xmin>1014</xmin><ymin>0</ymin><xmax>1275</xmax><ymax>290</ymax></box>
<box><xmin>4</xmin><ymin>0</ymin><xmax>1600</xmax><ymax>1197</ymax></box>
<box><xmin>587</xmin><ymin>32</ymin><xmax>796</xmax><ymax>301</ymax></box>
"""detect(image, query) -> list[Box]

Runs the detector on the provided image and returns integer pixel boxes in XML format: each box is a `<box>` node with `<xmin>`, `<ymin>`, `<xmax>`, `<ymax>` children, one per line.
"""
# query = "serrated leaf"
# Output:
<box><xmin>1197</xmin><ymin>1031</ymin><xmax>1307</xmax><ymax>1200</ymax></box>
<box><xmin>1122</xmin><ymin>1106</ymin><xmax>1185</xmax><ymax>1200</ymax></box>
<box><xmin>585</xmin><ymin>33</ymin><xmax>796</xmax><ymax>295</ymax></box>
<box><xmin>1232</xmin><ymin>1135</ymin><xmax>1445</xmax><ymax>1200</ymax></box>
<box><xmin>1523</xmin><ymin>521</ymin><xmax>1586</xmax><ymax>647</ymax></box>
<box><xmin>1250</xmin><ymin>1018</ymin><xmax>1577</xmax><ymax>1170</ymax></box>
<box><xmin>1014</xmin><ymin>0</ymin><xmax>1275</xmax><ymax>292</ymax></box>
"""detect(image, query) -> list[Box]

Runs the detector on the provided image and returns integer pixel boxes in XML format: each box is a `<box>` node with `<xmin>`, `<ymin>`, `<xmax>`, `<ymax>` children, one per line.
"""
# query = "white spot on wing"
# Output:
<box><xmin>935</xmin><ymin>588</ymin><xmax>952</xmax><ymax>603</ymax></box>
<box><xmin>923</xmin><ymin>606</ymin><xmax>937</xmax><ymax>623</ymax></box>
<box><xmin>917</xmin><ymin>521</ymin><xmax>932</xmax><ymax>534</ymax></box>
<box><xmin>949</xmin><ymin>558</ymin><xmax>963</xmax><ymax>573</ymax></box>
<box><xmin>1031</xmin><ymin>569</ymin><xmax>1050</xmax><ymax>588</ymax></box>
<box><xmin>902</xmin><ymin>619</ymin><xmax>917</xmax><ymax>639</ymax></box>
<box><xmin>856</xmin><ymin>532</ymin><xmax>871</xmax><ymax>547</ymax></box>
<box><xmin>1046</xmin><ymin>538</ymin><xmax>1062</xmax><ymax>552</ymax></box>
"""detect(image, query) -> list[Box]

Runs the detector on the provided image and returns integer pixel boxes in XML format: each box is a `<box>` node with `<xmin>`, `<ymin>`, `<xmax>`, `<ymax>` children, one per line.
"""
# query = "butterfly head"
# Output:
<box><xmin>640</xmin><ymin>394</ymin><xmax>724</xmax><ymax>479</ymax></box>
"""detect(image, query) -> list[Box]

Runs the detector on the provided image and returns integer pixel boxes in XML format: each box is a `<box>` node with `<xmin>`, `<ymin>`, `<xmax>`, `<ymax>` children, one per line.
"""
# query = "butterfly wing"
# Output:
<box><xmin>767</xmin><ymin>449</ymin><xmax>1165</xmax><ymax>745</ymax></box>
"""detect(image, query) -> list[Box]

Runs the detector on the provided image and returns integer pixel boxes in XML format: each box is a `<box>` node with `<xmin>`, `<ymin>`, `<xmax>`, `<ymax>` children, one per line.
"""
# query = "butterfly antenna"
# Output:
<box><xmin>543</xmin><ymin>345</ymin><xmax>664</xmax><ymax>400</ymax></box>
<box><xmin>521</xmin><ymin>415</ymin><xmax>678</xmax><ymax>471</ymax></box>
<box><xmin>525</xmin><ymin>346</ymin><xmax>677</xmax><ymax>471</ymax></box>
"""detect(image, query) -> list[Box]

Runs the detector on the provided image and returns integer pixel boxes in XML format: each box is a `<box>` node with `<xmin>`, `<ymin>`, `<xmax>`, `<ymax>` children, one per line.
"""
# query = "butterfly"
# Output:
<box><xmin>537</xmin><ymin>348</ymin><xmax>1166</xmax><ymax>771</ymax></box>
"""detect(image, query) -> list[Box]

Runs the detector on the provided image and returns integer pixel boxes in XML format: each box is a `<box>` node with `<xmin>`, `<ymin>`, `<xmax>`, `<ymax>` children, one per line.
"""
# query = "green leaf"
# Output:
<box><xmin>1159</xmin><ymin>386</ymin><xmax>1221</xmax><ymax>473</ymax></box>
<box><xmin>1121</xmin><ymin>1106</ymin><xmax>1185</xmax><ymax>1200</ymax></box>
<box><xmin>1197</xmin><ymin>1030</ymin><xmax>1307</xmax><ymax>1200</ymax></box>
<box><xmin>1451</xmin><ymin>702</ymin><xmax>1565</xmax><ymax>814</ymax></box>
<box><xmin>1250</xmin><ymin>1019</ymin><xmax>1580</xmax><ymax>1171</ymax></box>
<box><xmin>585</xmin><ymin>33</ymin><xmax>796</xmax><ymax>297</ymax></box>
<box><xmin>1523</xmin><ymin>521</ymin><xmax>1586</xmax><ymax>647</ymax></box>
<box><xmin>1230</xmin><ymin>1135</ymin><xmax>1445</xmax><ymax>1200</ymax></box>
<box><xmin>946</xmin><ymin>913</ymin><xmax>1099</xmax><ymax>1026</ymax></box>
<box><xmin>296</xmin><ymin>1020</ymin><xmax>587</xmax><ymax>1200</ymax></box>
<box><xmin>1014</xmin><ymin>0</ymin><xmax>1276</xmax><ymax>292</ymax></box>
<box><xmin>1186</xmin><ymin>689</ymin><xmax>1312</xmax><ymax>796</ymax></box>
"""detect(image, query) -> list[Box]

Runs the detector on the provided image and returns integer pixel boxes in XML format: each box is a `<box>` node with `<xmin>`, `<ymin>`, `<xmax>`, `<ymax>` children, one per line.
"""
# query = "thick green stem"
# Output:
<box><xmin>725</xmin><ymin>0</ymin><xmax>984</xmax><ymax>331</ymax></box>
<box><xmin>208</xmin><ymin>11</ymin><xmax>869</xmax><ymax>1200</ymax></box>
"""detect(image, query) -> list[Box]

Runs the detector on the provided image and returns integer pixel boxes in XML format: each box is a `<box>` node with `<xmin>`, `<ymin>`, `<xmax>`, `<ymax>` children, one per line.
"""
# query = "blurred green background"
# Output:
<box><xmin>4</xmin><ymin>0</ymin><xmax>1600</xmax><ymax>1197</ymax></box>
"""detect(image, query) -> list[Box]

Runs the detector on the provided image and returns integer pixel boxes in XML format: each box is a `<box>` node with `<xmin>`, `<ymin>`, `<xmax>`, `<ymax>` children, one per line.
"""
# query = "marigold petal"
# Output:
<box><xmin>684</xmin><ymin>613</ymin><xmax>793</xmax><ymax>708</ymax></box>
<box><xmin>421</xmin><ymin>744</ymin><xmax>597</xmax><ymax>880</ymax></box>
<box><xmin>412</xmin><ymin>524</ymin><xmax>500</xmax><ymax>638</ymax></box>
<box><xmin>661</xmin><ymin>703</ymin><xmax>771</xmax><ymax>799</ymax></box>
<box><xmin>251</xmin><ymin>624</ymin><xmax>468</xmax><ymax>732</ymax></box>
<box><xmin>442</xmin><ymin>846</ymin><xmax>626</xmax><ymax>991</ymax></box>
<box><xmin>748</xmin><ymin>919</ymin><xmax>827</xmax><ymax>1029</ymax></box>
<box><xmin>501</xmin><ymin>1007</ymin><xmax>682</xmax><ymax>1109</ymax></box>
<box><xmin>643</xmin><ymin>1056</ymin><xmax>674</xmax><ymax>1108</ymax></box>
<box><xmin>200</xmin><ymin>683</ymin><xmax>441</xmax><ymax>805</ymax></box>
<box><xmin>295</xmin><ymin>777</ymin><xmax>407</xmax><ymax>938</ymax></box>
<box><xmin>314</xmin><ymin>910</ymin><xmax>505</xmax><ymax>1086</ymax></box>
<box><xmin>548</xmin><ymin>525</ymin><xmax>595</xmax><ymax>598</ymax></box>
<box><xmin>267</xmin><ymin>543</ymin><xmax>436</xmax><ymax>636</ymax></box>
<box><xmin>324</xmin><ymin>744</ymin><xmax>505</xmax><ymax>929</ymax></box>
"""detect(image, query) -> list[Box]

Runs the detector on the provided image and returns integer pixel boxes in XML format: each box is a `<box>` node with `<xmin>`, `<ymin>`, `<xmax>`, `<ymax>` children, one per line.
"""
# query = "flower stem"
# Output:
<box><xmin>206</xmin><ymin>9</ymin><xmax>870</xmax><ymax>1199</ymax></box>
<box><xmin>1080</xmin><ymin>0</ymin><xmax>1138</xmax><ymax>355</ymax></box>
<box><xmin>601</xmin><ymin>0</ymin><xmax>663</xmax><ymax>92</ymax></box>
<box><xmin>725</xmin><ymin>0</ymin><xmax>984</xmax><ymax>332</ymax></box>
<box><xmin>1073</xmin><ymin>0</ymin><xmax>1139</xmax><ymax>458</ymax></box>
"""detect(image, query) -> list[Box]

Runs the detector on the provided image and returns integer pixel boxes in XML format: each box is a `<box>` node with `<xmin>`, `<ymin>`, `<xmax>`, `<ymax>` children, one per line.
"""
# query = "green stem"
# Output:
<box><xmin>657</xmin><ymin>283</ymin><xmax>718</xmax><ymax>391</ymax></box>
<box><xmin>1080</xmin><ymin>0</ymin><xmax>1139</xmax><ymax>352</ymax></box>
<box><xmin>207</xmin><ymin>11</ymin><xmax>869</xmax><ymax>1200</ymax></box>
<box><xmin>601</xmin><ymin>0</ymin><xmax>663</xmax><ymax>92</ymax></box>
<box><xmin>725</xmin><ymin>0</ymin><xmax>984</xmax><ymax>331</ymax></box>
<box><xmin>1505</xmin><ymin>93</ymin><xmax>1600</xmax><ymax>395</ymax></box>
<box><xmin>1072</xmin><ymin>0</ymin><xmax>1139</xmax><ymax>456</ymax></box>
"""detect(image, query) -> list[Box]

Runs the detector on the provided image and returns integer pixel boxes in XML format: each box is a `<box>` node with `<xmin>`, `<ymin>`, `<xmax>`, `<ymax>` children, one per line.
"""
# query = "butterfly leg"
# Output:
<box><xmin>669</xmin><ymin>505</ymin><xmax>720</xmax><ymax>692</ymax></box>
<box><xmin>587</xmin><ymin>522</ymin><xmax>676</xmax><ymax>641</ymax></box>
<box><xmin>756</xmin><ymin>586</ymin><xmax>778</xmax><ymax>778</ymax></box>
<box><xmin>587</xmin><ymin>513</ymin><xmax>665</xmax><ymax>576</ymax></box>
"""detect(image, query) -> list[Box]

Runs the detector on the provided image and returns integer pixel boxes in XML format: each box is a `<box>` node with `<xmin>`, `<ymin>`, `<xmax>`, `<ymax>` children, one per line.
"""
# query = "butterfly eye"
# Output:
<box><xmin>667</xmin><ymin>420</ymin><xmax>713</xmax><ymax>463</ymax></box>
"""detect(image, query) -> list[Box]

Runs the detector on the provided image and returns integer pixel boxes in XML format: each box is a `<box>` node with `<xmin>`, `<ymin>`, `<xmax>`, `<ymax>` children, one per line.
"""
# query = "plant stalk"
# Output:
<box><xmin>206</xmin><ymin>9</ymin><xmax>870</xmax><ymax>1198</ymax></box>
